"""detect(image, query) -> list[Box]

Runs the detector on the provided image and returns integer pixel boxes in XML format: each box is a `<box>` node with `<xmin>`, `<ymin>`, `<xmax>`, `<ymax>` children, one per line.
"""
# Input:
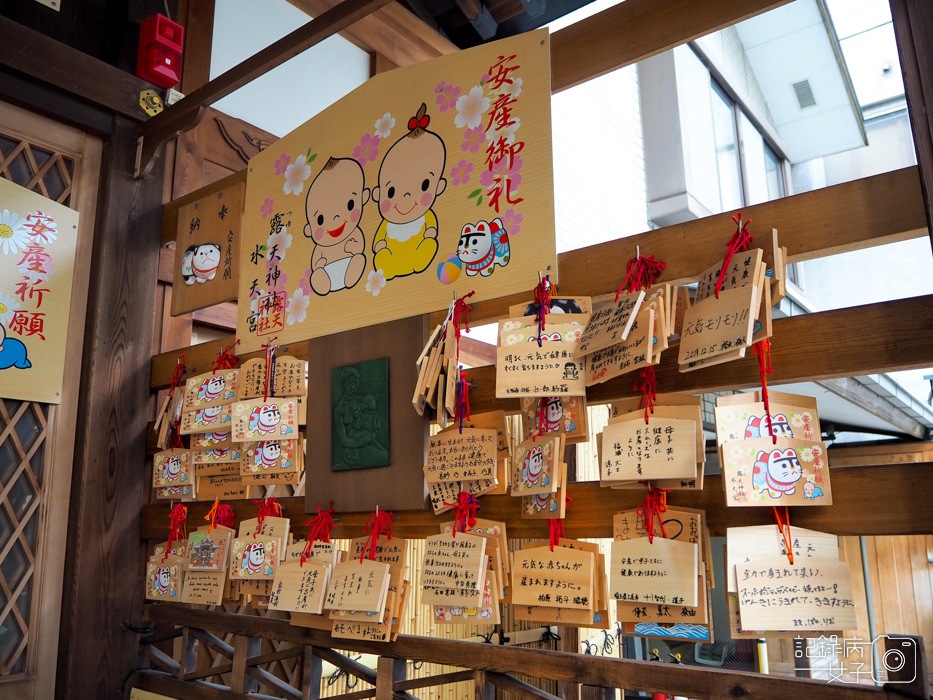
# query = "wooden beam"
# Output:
<box><xmin>287</xmin><ymin>0</ymin><xmax>458</xmax><ymax>67</ymax></box>
<box><xmin>459</xmin><ymin>336</ymin><xmax>496</xmax><ymax>367</ymax></box>
<box><xmin>136</xmin><ymin>0</ymin><xmax>397</xmax><ymax>177</ymax></box>
<box><xmin>817</xmin><ymin>377</ymin><xmax>930</xmax><ymax>440</ymax></box>
<box><xmin>142</xmin><ymin>463</ymin><xmax>933</xmax><ymax>540</ymax></box>
<box><xmin>177</xmin><ymin>0</ymin><xmax>217</xmax><ymax>94</ymax></box>
<box><xmin>0</xmin><ymin>19</ymin><xmax>151</xmax><ymax>122</ymax></box>
<box><xmin>891</xmin><ymin>0</ymin><xmax>933</xmax><ymax>251</ymax></box>
<box><xmin>142</xmin><ymin>605</ymin><xmax>918</xmax><ymax>700</ymax></box>
<box><xmin>59</xmin><ymin>117</ymin><xmax>166</xmax><ymax>700</ymax></box>
<box><xmin>549</xmin><ymin>0</ymin><xmax>793</xmax><ymax>93</ymax></box>
<box><xmin>193</xmin><ymin>303</ymin><xmax>238</xmax><ymax>331</ymax></box>
<box><xmin>150</xmin><ymin>167</ymin><xmax>928</xmax><ymax>389</ymax></box>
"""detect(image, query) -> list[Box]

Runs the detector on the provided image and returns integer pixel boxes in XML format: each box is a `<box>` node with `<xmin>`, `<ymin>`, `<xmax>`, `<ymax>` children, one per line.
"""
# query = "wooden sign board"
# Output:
<box><xmin>152</xmin><ymin>449</ymin><xmax>192</xmax><ymax>488</ymax></box>
<box><xmin>241</xmin><ymin>439</ymin><xmax>300</xmax><ymax>474</ymax></box>
<box><xmin>184</xmin><ymin>370</ymin><xmax>239</xmax><ymax>410</ymax></box>
<box><xmin>521</xmin><ymin>395</ymin><xmax>588</xmax><ymax>444</ymax></box>
<box><xmin>726</xmin><ymin>525</ymin><xmax>839</xmax><ymax>592</ymax></box>
<box><xmin>678</xmin><ymin>286</ymin><xmax>757</xmax><ymax>366</ymax></box>
<box><xmin>324</xmin><ymin>560</ymin><xmax>390</xmax><ymax>613</ymax></box>
<box><xmin>179</xmin><ymin>405</ymin><xmax>233</xmax><ymax>434</ymax></box>
<box><xmin>511</xmin><ymin>435</ymin><xmax>561</xmax><ymax>496</ymax></box>
<box><xmin>496</xmin><ymin>342</ymin><xmax>587</xmax><ymax>398</ymax></box>
<box><xmin>229</xmin><ymin>536</ymin><xmax>279</xmax><ymax>579</ymax></box>
<box><xmin>600</xmin><ymin>418</ymin><xmax>697</xmax><ymax>481</ymax></box>
<box><xmin>715</xmin><ymin>394</ymin><xmax>821</xmax><ymax>444</ymax></box>
<box><xmin>736</xmin><ymin>556</ymin><xmax>857</xmax><ymax>631</ymax></box>
<box><xmin>574</xmin><ymin>291</ymin><xmax>645</xmax><ymax>357</ymax></box>
<box><xmin>145</xmin><ymin>557</ymin><xmax>184</xmax><ymax>600</ymax></box>
<box><xmin>231</xmin><ymin>398</ymin><xmax>298</xmax><ymax>442</ymax></box>
<box><xmin>721</xmin><ymin>437</ymin><xmax>832</xmax><ymax>506</ymax></box>
<box><xmin>585</xmin><ymin>307</ymin><xmax>653</xmax><ymax>386</ymax></box>
<box><xmin>433</xmin><ymin>570</ymin><xmax>501</xmax><ymax>625</ymax></box>
<box><xmin>237</xmin><ymin>30</ymin><xmax>555</xmax><ymax>352</ymax></box>
<box><xmin>0</xmin><ymin>178</ymin><xmax>80</xmax><ymax>403</ymax></box>
<box><xmin>610</xmin><ymin>537</ymin><xmax>698</xmax><ymax>607</ymax></box>
<box><xmin>172</xmin><ymin>181</ymin><xmax>244</xmax><ymax>316</ymax></box>
<box><xmin>511</xmin><ymin>545</ymin><xmax>594</xmax><ymax>610</ymax></box>
<box><xmin>422</xmin><ymin>532</ymin><xmax>486</xmax><ymax>590</ymax></box>
<box><xmin>424</xmin><ymin>427</ymin><xmax>498</xmax><ymax>482</ymax></box>
<box><xmin>268</xmin><ymin>560</ymin><xmax>331</xmax><ymax>614</ymax></box>
<box><xmin>180</xmin><ymin>570</ymin><xmax>226</xmax><ymax>605</ymax></box>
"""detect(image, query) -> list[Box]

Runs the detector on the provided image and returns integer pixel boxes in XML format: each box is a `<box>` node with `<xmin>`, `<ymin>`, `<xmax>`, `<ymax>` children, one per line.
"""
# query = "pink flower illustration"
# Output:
<box><xmin>449</xmin><ymin>159</ymin><xmax>474</xmax><ymax>187</ymax></box>
<box><xmin>479</xmin><ymin>154</ymin><xmax>523</xmax><ymax>189</ymax></box>
<box><xmin>260</xmin><ymin>198</ymin><xmax>273</xmax><ymax>219</ymax></box>
<box><xmin>435</xmin><ymin>82</ymin><xmax>461</xmax><ymax>113</ymax></box>
<box><xmin>501</xmin><ymin>207</ymin><xmax>523</xmax><ymax>235</ymax></box>
<box><xmin>299</xmin><ymin>267</ymin><xmax>313</xmax><ymax>295</ymax></box>
<box><xmin>352</xmin><ymin>133</ymin><xmax>380</xmax><ymax>165</ymax></box>
<box><xmin>274</xmin><ymin>153</ymin><xmax>291</xmax><ymax>176</ymax></box>
<box><xmin>461</xmin><ymin>126</ymin><xmax>486</xmax><ymax>154</ymax></box>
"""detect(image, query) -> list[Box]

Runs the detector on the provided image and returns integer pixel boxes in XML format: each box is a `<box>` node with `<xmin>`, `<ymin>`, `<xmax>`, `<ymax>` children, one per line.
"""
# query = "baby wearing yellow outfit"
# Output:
<box><xmin>372</xmin><ymin>104</ymin><xmax>447</xmax><ymax>280</ymax></box>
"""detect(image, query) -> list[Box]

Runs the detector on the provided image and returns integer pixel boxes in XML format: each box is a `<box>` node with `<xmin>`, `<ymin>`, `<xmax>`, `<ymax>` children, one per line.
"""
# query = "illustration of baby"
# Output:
<box><xmin>371</xmin><ymin>103</ymin><xmax>447</xmax><ymax>280</ymax></box>
<box><xmin>303</xmin><ymin>157</ymin><xmax>369</xmax><ymax>296</ymax></box>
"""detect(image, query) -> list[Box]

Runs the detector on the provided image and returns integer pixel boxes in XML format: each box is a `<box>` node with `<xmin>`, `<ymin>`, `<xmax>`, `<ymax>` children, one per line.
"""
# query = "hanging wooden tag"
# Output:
<box><xmin>721</xmin><ymin>437</ymin><xmax>832</xmax><ymax>506</ymax></box>
<box><xmin>610</xmin><ymin>537</ymin><xmax>698</xmax><ymax>607</ymax></box>
<box><xmin>154</xmin><ymin>540</ymin><xmax>187</xmax><ymax>560</ymax></box>
<box><xmin>617</xmin><ymin>571</ymin><xmax>709</xmax><ymax>625</ymax></box>
<box><xmin>736</xmin><ymin>556</ymin><xmax>857</xmax><ymax>632</ymax></box>
<box><xmin>573</xmin><ymin>291</ymin><xmax>645</xmax><ymax>357</ymax></box>
<box><xmin>511</xmin><ymin>545</ymin><xmax>594</xmax><ymax>610</ymax></box>
<box><xmin>511</xmin><ymin>435</ymin><xmax>562</xmax><ymax>496</ymax></box>
<box><xmin>156</xmin><ymin>482</ymin><xmax>196</xmax><ymax>501</ymax></box>
<box><xmin>146</xmin><ymin>556</ymin><xmax>184</xmax><ymax>600</ymax></box>
<box><xmin>241</xmin><ymin>439</ymin><xmax>300</xmax><ymax>474</ymax></box>
<box><xmin>424</xmin><ymin>427</ymin><xmax>498</xmax><ymax>483</ymax></box>
<box><xmin>324</xmin><ymin>560</ymin><xmax>391</xmax><ymax>613</ymax></box>
<box><xmin>495</xmin><ymin>343</ymin><xmax>587</xmax><ymax>399</ymax></box>
<box><xmin>180</xmin><ymin>405</ymin><xmax>233</xmax><ymax>434</ymax></box>
<box><xmin>521</xmin><ymin>395</ymin><xmax>588</xmax><ymax>444</ymax></box>
<box><xmin>229</xmin><ymin>536</ymin><xmax>280</xmax><ymax>579</ymax></box>
<box><xmin>192</xmin><ymin>431</ymin><xmax>234</xmax><ymax>449</ymax></box>
<box><xmin>330</xmin><ymin>564</ymin><xmax>403</xmax><ymax>625</ymax></box>
<box><xmin>499</xmin><ymin>319</ymin><xmax>586</xmax><ymax>345</ymax></box>
<box><xmin>726</xmin><ymin>525</ymin><xmax>839</xmax><ymax>593</ymax></box>
<box><xmin>715</xmin><ymin>393</ymin><xmax>820</xmax><ymax>443</ymax></box>
<box><xmin>191</xmin><ymin>445</ymin><xmax>245</xmax><ymax>464</ymax></box>
<box><xmin>428</xmin><ymin>476</ymin><xmax>498</xmax><ymax>514</ymax></box>
<box><xmin>421</xmin><ymin>532</ymin><xmax>487</xmax><ymax>590</ymax></box>
<box><xmin>599</xmin><ymin>418</ymin><xmax>697</xmax><ymax>481</ymax></box>
<box><xmin>231</xmin><ymin>398</ymin><xmax>298</xmax><ymax>442</ymax></box>
<box><xmin>441</xmin><ymin>518</ymin><xmax>510</xmax><ymax>579</ymax></box>
<box><xmin>522</xmin><ymin>461</ymin><xmax>567</xmax><ymax>519</ymax></box>
<box><xmin>152</xmin><ymin>449</ymin><xmax>192</xmax><ymax>488</ymax></box>
<box><xmin>461</xmin><ymin>410</ymin><xmax>512</xmax><ymax>458</ymax></box>
<box><xmin>349</xmin><ymin>535</ymin><xmax>409</xmax><ymax>570</ymax></box>
<box><xmin>508</xmin><ymin>296</ymin><xmax>593</xmax><ymax>318</ymax></box>
<box><xmin>183</xmin><ymin>370</ymin><xmax>240</xmax><ymax>410</ymax></box>
<box><xmin>239</xmin><ymin>516</ymin><xmax>291</xmax><ymax>544</ymax></box>
<box><xmin>185</xmin><ymin>527</ymin><xmax>234</xmax><ymax>572</ymax></box>
<box><xmin>268</xmin><ymin>559</ymin><xmax>331</xmax><ymax>614</ymax></box>
<box><xmin>196</xmin><ymin>474</ymin><xmax>247</xmax><ymax>500</ymax></box>
<box><xmin>585</xmin><ymin>306</ymin><xmax>654</xmax><ymax>386</ymax></box>
<box><xmin>180</xmin><ymin>570</ymin><xmax>226</xmax><ymax>605</ymax></box>
<box><xmin>433</xmin><ymin>569</ymin><xmax>501</xmax><ymax>625</ymax></box>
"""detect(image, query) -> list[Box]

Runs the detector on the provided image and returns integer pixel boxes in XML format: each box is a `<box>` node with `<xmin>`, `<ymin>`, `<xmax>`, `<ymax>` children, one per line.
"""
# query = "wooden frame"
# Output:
<box><xmin>0</xmin><ymin>100</ymin><xmax>102</xmax><ymax>699</ymax></box>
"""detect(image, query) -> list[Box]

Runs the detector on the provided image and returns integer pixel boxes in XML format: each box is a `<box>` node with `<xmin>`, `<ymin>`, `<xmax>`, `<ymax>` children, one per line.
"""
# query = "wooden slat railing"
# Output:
<box><xmin>132</xmin><ymin>605</ymin><xmax>928</xmax><ymax>700</ymax></box>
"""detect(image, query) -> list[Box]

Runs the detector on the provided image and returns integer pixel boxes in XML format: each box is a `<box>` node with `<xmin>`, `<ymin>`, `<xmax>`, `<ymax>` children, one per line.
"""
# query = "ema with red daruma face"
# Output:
<box><xmin>248</xmin><ymin>405</ymin><xmax>281</xmax><ymax>435</ymax></box>
<box><xmin>752</xmin><ymin>448</ymin><xmax>802</xmax><ymax>498</ymax></box>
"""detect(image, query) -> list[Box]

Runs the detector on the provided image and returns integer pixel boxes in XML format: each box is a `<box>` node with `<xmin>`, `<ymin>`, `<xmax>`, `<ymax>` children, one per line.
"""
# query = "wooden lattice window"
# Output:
<box><xmin>0</xmin><ymin>127</ymin><xmax>74</xmax><ymax>680</ymax></box>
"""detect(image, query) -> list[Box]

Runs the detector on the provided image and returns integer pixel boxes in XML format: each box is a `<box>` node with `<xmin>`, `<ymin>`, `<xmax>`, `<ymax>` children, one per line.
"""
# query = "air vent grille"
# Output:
<box><xmin>792</xmin><ymin>80</ymin><xmax>816</xmax><ymax>108</ymax></box>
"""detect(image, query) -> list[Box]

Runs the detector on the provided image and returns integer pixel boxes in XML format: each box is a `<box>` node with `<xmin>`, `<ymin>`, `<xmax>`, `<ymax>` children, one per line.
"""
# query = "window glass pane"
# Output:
<box><xmin>763</xmin><ymin>142</ymin><xmax>784</xmax><ymax>200</ymax></box>
<box><xmin>740</xmin><ymin>112</ymin><xmax>784</xmax><ymax>205</ymax></box>
<box><xmin>710</xmin><ymin>84</ymin><xmax>743</xmax><ymax>211</ymax></box>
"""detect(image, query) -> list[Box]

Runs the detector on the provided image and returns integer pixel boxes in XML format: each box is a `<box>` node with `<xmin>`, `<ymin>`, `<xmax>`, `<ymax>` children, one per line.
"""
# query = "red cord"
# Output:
<box><xmin>617</xmin><ymin>254</ymin><xmax>665</xmax><ymax>299</ymax></box>
<box><xmin>771</xmin><ymin>506</ymin><xmax>794</xmax><ymax>564</ymax></box>
<box><xmin>633</xmin><ymin>367</ymin><xmax>658</xmax><ymax>424</ymax></box>
<box><xmin>533</xmin><ymin>275</ymin><xmax>553</xmax><ymax>346</ymax></box>
<box><xmin>548</xmin><ymin>496</ymin><xmax>572</xmax><ymax>551</ymax></box>
<box><xmin>636</xmin><ymin>484</ymin><xmax>670</xmax><ymax>544</ymax></box>
<box><xmin>442</xmin><ymin>492</ymin><xmax>479</xmax><ymax>538</ymax></box>
<box><xmin>251</xmin><ymin>496</ymin><xmax>282</xmax><ymax>537</ymax></box>
<box><xmin>714</xmin><ymin>213</ymin><xmax>754</xmax><ymax>299</ymax></box>
<box><xmin>211</xmin><ymin>339</ymin><xmax>240</xmax><ymax>374</ymax></box>
<box><xmin>456</xmin><ymin>371</ymin><xmax>470</xmax><ymax>433</ymax></box>
<box><xmin>451</xmin><ymin>292</ymin><xmax>475</xmax><ymax>365</ymax></box>
<box><xmin>164</xmin><ymin>503</ymin><xmax>187</xmax><ymax>562</ymax></box>
<box><xmin>301</xmin><ymin>501</ymin><xmax>336</xmax><ymax>566</ymax></box>
<box><xmin>753</xmin><ymin>339</ymin><xmax>777</xmax><ymax>445</ymax></box>
<box><xmin>361</xmin><ymin>509</ymin><xmax>395</xmax><ymax>563</ymax></box>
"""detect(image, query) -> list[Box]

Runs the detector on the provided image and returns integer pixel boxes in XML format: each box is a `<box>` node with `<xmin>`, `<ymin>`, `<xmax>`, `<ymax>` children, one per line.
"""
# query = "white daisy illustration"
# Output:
<box><xmin>0</xmin><ymin>210</ymin><xmax>29</xmax><ymax>255</ymax></box>
<box><xmin>0</xmin><ymin>293</ymin><xmax>21</xmax><ymax>325</ymax></box>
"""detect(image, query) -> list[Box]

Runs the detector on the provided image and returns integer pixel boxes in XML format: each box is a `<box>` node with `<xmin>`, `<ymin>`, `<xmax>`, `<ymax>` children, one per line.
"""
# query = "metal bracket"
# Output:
<box><xmin>139</xmin><ymin>90</ymin><xmax>164</xmax><ymax>117</ymax></box>
<box><xmin>469</xmin><ymin>4</ymin><xmax>499</xmax><ymax>40</ymax></box>
<box><xmin>518</xmin><ymin>0</ymin><xmax>546</xmax><ymax>18</ymax></box>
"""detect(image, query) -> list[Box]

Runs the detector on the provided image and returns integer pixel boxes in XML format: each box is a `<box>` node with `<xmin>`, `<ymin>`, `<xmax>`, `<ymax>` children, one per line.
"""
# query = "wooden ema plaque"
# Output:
<box><xmin>231</xmin><ymin>398</ymin><xmax>298</xmax><ymax>442</ymax></box>
<box><xmin>585</xmin><ymin>306</ymin><xmax>654</xmax><ymax>386</ymax></box>
<box><xmin>145</xmin><ymin>556</ymin><xmax>183</xmax><ymax>601</ymax></box>
<box><xmin>192</xmin><ymin>445</ymin><xmax>244</xmax><ymax>463</ymax></box>
<box><xmin>229</xmin><ymin>536</ymin><xmax>279</xmax><ymax>579</ymax></box>
<box><xmin>152</xmin><ymin>449</ymin><xmax>191</xmax><ymax>488</ymax></box>
<box><xmin>428</xmin><ymin>474</ymin><xmax>498</xmax><ymax>514</ymax></box>
<box><xmin>510</xmin><ymin>435</ymin><xmax>561</xmax><ymax>496</ymax></box>
<box><xmin>521</xmin><ymin>395</ymin><xmax>588</xmax><ymax>444</ymax></box>
<box><xmin>726</xmin><ymin>525</ymin><xmax>839</xmax><ymax>592</ymax></box>
<box><xmin>268</xmin><ymin>560</ymin><xmax>331</xmax><ymax>614</ymax></box>
<box><xmin>424</xmin><ymin>427</ymin><xmax>498</xmax><ymax>483</ymax></box>
<box><xmin>434</xmin><ymin>570</ymin><xmax>501</xmax><ymax>625</ymax></box>
<box><xmin>495</xmin><ymin>342</ymin><xmax>587</xmax><ymax>399</ymax></box>
<box><xmin>241</xmin><ymin>439</ymin><xmax>300</xmax><ymax>474</ymax></box>
<box><xmin>715</xmin><ymin>392</ymin><xmax>820</xmax><ymax>444</ymax></box>
<box><xmin>331</xmin><ymin>565</ymin><xmax>403</xmax><ymax>623</ymax></box>
<box><xmin>573</xmin><ymin>290</ymin><xmax>645</xmax><ymax>357</ymax></box>
<box><xmin>735</xmin><ymin>556</ymin><xmax>857</xmax><ymax>632</ymax></box>
<box><xmin>498</xmin><ymin>319</ymin><xmax>585</xmax><ymax>345</ymax></box>
<box><xmin>349</xmin><ymin>536</ymin><xmax>409</xmax><ymax>570</ymax></box>
<box><xmin>617</xmin><ymin>571</ymin><xmax>709</xmax><ymax>625</ymax></box>
<box><xmin>180</xmin><ymin>570</ymin><xmax>226</xmax><ymax>605</ymax></box>
<box><xmin>600</xmin><ymin>417</ymin><xmax>697</xmax><ymax>481</ymax></box>
<box><xmin>238</xmin><ymin>356</ymin><xmax>307</xmax><ymax>400</ymax></box>
<box><xmin>183</xmin><ymin>370</ymin><xmax>239</xmax><ymax>410</ymax></box>
<box><xmin>179</xmin><ymin>404</ymin><xmax>233</xmax><ymax>434</ymax></box>
<box><xmin>185</xmin><ymin>527</ymin><xmax>233</xmax><ymax>572</ymax></box>
<box><xmin>324</xmin><ymin>560</ymin><xmax>390</xmax><ymax>613</ymax></box>
<box><xmin>421</xmin><ymin>532</ymin><xmax>486</xmax><ymax>590</ymax></box>
<box><xmin>460</xmin><ymin>410</ymin><xmax>511</xmax><ymax>458</ymax></box>
<box><xmin>522</xmin><ymin>461</ymin><xmax>567</xmax><ymax>519</ymax></box>
<box><xmin>192</xmin><ymin>431</ymin><xmax>234</xmax><ymax>449</ymax></box>
<box><xmin>511</xmin><ymin>545</ymin><xmax>594</xmax><ymax>610</ymax></box>
<box><xmin>721</xmin><ymin>437</ymin><xmax>832</xmax><ymax>506</ymax></box>
<box><xmin>610</xmin><ymin>536</ymin><xmax>698</xmax><ymax>607</ymax></box>
<box><xmin>197</xmin><ymin>474</ymin><xmax>247</xmax><ymax>500</ymax></box>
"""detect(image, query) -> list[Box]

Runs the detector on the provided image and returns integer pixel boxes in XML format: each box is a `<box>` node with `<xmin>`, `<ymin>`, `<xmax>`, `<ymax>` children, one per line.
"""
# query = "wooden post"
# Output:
<box><xmin>57</xmin><ymin>115</ymin><xmax>165</xmax><ymax>700</ymax></box>
<box><xmin>303</xmin><ymin>646</ymin><xmax>323</xmax><ymax>700</ymax></box>
<box><xmin>231</xmin><ymin>635</ymin><xmax>261</xmax><ymax>693</ymax></box>
<box><xmin>891</xmin><ymin>0</ymin><xmax>933</xmax><ymax>251</ymax></box>
<box><xmin>375</xmin><ymin>656</ymin><xmax>407</xmax><ymax>700</ymax></box>
<box><xmin>883</xmin><ymin>634</ymin><xmax>929</xmax><ymax>698</ymax></box>
<box><xmin>177</xmin><ymin>628</ymin><xmax>198</xmax><ymax>681</ymax></box>
<box><xmin>475</xmin><ymin>670</ymin><xmax>496</xmax><ymax>700</ymax></box>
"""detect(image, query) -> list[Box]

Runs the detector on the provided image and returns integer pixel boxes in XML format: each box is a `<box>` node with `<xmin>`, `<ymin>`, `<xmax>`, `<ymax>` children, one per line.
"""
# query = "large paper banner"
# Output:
<box><xmin>237</xmin><ymin>29</ymin><xmax>555</xmax><ymax>350</ymax></box>
<box><xmin>0</xmin><ymin>178</ymin><xmax>79</xmax><ymax>403</ymax></box>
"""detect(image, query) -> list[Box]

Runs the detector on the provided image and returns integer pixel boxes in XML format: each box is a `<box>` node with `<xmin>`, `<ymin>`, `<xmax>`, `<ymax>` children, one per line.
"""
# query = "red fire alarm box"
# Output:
<box><xmin>136</xmin><ymin>13</ymin><xmax>184</xmax><ymax>89</ymax></box>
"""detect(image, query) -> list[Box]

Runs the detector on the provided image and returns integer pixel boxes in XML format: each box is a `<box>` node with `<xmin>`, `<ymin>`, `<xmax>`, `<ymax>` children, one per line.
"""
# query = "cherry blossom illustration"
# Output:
<box><xmin>274</xmin><ymin>153</ymin><xmax>291</xmax><ymax>176</ymax></box>
<box><xmin>374</xmin><ymin>113</ymin><xmax>395</xmax><ymax>138</ymax></box>
<box><xmin>461</xmin><ymin>126</ymin><xmax>486</xmax><ymax>154</ymax></box>
<box><xmin>286</xmin><ymin>287</ymin><xmax>310</xmax><ymax>325</ymax></box>
<box><xmin>366</xmin><ymin>269</ymin><xmax>386</xmax><ymax>297</ymax></box>
<box><xmin>283</xmin><ymin>155</ymin><xmax>312</xmax><ymax>195</ymax></box>
<box><xmin>449</xmin><ymin>159</ymin><xmax>474</xmax><ymax>187</ymax></box>
<box><xmin>434</xmin><ymin>81</ymin><xmax>461</xmax><ymax>113</ymax></box>
<box><xmin>352</xmin><ymin>133</ymin><xmax>380</xmax><ymax>165</ymax></box>
<box><xmin>260</xmin><ymin>198</ymin><xmax>274</xmax><ymax>219</ymax></box>
<box><xmin>455</xmin><ymin>86</ymin><xmax>490</xmax><ymax>129</ymax></box>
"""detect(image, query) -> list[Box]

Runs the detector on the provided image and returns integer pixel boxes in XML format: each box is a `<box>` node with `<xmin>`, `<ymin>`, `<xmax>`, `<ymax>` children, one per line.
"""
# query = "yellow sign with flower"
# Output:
<box><xmin>237</xmin><ymin>29</ymin><xmax>555</xmax><ymax>350</ymax></box>
<box><xmin>0</xmin><ymin>177</ymin><xmax>80</xmax><ymax>403</ymax></box>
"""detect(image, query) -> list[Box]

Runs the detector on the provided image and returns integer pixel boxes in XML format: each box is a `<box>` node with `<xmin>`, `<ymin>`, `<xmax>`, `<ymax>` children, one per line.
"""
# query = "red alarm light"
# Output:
<box><xmin>136</xmin><ymin>14</ymin><xmax>184</xmax><ymax>89</ymax></box>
